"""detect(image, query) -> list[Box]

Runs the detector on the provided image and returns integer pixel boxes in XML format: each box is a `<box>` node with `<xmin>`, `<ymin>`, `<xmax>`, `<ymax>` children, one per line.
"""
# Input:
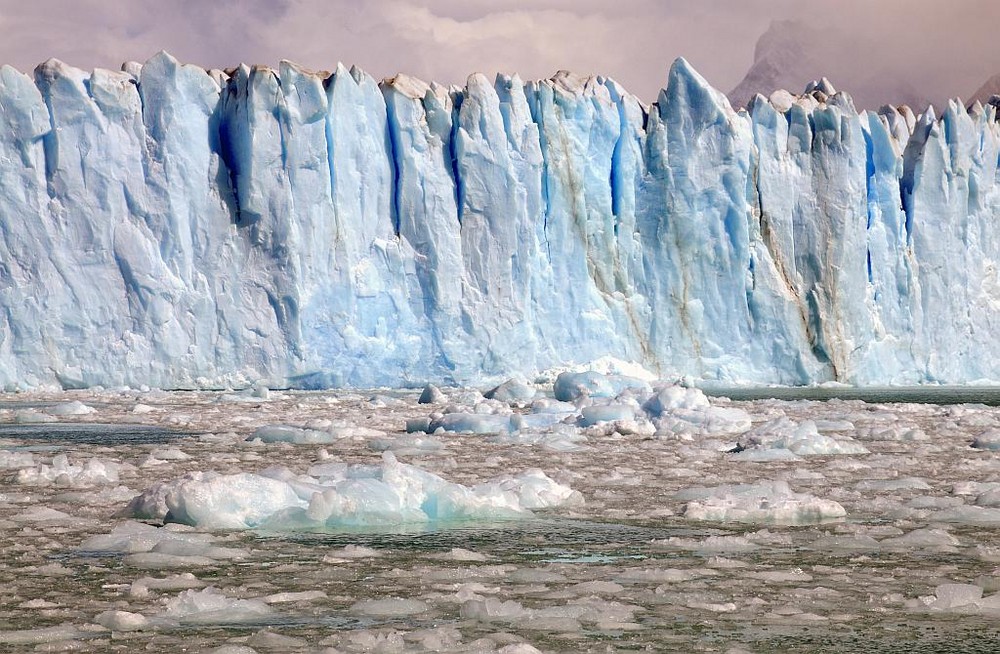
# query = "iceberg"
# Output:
<box><xmin>1</xmin><ymin>52</ymin><xmax>999</xmax><ymax>389</ymax></box>
<box><xmin>123</xmin><ymin>452</ymin><xmax>580</xmax><ymax>530</ymax></box>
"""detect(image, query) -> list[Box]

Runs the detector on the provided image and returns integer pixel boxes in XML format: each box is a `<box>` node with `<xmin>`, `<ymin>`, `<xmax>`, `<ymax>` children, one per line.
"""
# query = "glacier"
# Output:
<box><xmin>1</xmin><ymin>52</ymin><xmax>999</xmax><ymax>389</ymax></box>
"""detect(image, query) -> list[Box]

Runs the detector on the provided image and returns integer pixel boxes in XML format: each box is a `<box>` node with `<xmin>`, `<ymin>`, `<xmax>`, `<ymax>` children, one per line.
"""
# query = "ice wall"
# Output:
<box><xmin>1</xmin><ymin>52</ymin><xmax>999</xmax><ymax>389</ymax></box>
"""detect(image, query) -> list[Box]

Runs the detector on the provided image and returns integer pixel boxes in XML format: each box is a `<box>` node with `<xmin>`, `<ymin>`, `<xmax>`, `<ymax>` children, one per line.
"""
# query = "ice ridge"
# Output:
<box><xmin>1</xmin><ymin>53</ymin><xmax>999</xmax><ymax>389</ymax></box>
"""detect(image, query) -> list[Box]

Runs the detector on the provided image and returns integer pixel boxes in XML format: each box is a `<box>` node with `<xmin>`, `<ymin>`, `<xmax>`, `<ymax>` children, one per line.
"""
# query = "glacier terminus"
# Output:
<box><xmin>1</xmin><ymin>52</ymin><xmax>999</xmax><ymax>390</ymax></box>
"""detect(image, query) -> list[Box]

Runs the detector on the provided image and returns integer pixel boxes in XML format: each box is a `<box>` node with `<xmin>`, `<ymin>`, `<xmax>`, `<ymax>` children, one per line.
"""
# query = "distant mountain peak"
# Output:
<box><xmin>728</xmin><ymin>20</ymin><xmax>825</xmax><ymax>110</ymax></box>
<box><xmin>968</xmin><ymin>72</ymin><xmax>1000</xmax><ymax>108</ymax></box>
<box><xmin>729</xmin><ymin>20</ymin><xmax>929</xmax><ymax>111</ymax></box>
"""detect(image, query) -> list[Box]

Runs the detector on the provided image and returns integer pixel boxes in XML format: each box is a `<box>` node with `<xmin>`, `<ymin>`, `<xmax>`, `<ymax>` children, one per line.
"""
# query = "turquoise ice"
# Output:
<box><xmin>0</xmin><ymin>53</ymin><xmax>998</xmax><ymax>388</ymax></box>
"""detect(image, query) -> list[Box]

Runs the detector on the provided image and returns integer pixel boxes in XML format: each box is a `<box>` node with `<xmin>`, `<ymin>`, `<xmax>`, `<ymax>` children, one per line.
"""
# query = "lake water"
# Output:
<box><xmin>1</xmin><ymin>385</ymin><xmax>999</xmax><ymax>652</ymax></box>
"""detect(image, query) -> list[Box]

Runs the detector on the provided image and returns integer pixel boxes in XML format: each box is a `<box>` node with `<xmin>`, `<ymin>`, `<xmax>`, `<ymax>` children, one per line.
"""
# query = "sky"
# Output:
<box><xmin>2</xmin><ymin>0</ymin><xmax>1000</xmax><ymax>107</ymax></box>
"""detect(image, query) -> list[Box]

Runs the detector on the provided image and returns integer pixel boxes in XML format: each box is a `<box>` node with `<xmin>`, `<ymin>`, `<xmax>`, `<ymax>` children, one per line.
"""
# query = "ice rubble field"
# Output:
<box><xmin>0</xmin><ymin>372</ymin><xmax>999</xmax><ymax>652</ymax></box>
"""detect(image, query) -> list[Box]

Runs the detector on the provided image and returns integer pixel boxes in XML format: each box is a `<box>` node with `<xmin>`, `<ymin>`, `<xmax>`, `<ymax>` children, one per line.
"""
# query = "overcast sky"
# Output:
<box><xmin>2</xmin><ymin>0</ymin><xmax>999</xmax><ymax>106</ymax></box>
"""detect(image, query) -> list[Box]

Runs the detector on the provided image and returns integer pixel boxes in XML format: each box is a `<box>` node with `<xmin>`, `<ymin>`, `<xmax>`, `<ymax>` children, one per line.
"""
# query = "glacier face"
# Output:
<box><xmin>1</xmin><ymin>53</ymin><xmax>999</xmax><ymax>389</ymax></box>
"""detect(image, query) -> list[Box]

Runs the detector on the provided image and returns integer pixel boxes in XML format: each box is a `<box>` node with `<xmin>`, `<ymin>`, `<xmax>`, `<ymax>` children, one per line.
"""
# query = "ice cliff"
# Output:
<box><xmin>1</xmin><ymin>52</ymin><xmax>999</xmax><ymax>389</ymax></box>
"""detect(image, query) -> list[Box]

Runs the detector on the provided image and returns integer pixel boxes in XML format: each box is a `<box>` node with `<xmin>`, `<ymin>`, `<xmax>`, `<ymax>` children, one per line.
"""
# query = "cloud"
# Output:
<box><xmin>1</xmin><ymin>0</ymin><xmax>999</xmax><ymax>105</ymax></box>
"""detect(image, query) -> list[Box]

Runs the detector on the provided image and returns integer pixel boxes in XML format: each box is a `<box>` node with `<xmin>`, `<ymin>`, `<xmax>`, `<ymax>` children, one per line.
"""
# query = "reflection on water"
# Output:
<box><xmin>702</xmin><ymin>385</ymin><xmax>1000</xmax><ymax>406</ymax></box>
<box><xmin>0</xmin><ymin>422</ymin><xmax>185</xmax><ymax>445</ymax></box>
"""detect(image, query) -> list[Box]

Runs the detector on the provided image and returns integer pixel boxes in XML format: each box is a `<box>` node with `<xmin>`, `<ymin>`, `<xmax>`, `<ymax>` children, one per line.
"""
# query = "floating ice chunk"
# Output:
<box><xmin>10</xmin><ymin>506</ymin><xmax>78</xmax><ymax>524</ymax></box>
<box><xmin>530</xmin><ymin>398</ymin><xmax>578</xmax><ymax>414</ymax></box>
<box><xmin>49</xmin><ymin>400</ymin><xmax>97</xmax><ymax>416</ymax></box>
<box><xmin>553</xmin><ymin>371</ymin><xmax>646</xmax><ymax>401</ymax></box>
<box><xmin>369</xmin><ymin>434</ymin><xmax>446</xmax><ymax>455</ymax></box>
<box><xmin>931</xmin><ymin>505</ymin><xmax>1000</xmax><ymax>526</ymax></box>
<box><xmin>511</xmin><ymin>412</ymin><xmax>568</xmax><ymax>431</ymax></box>
<box><xmin>129</xmin><ymin>453</ymin><xmax>577</xmax><ymax>530</ymax></box>
<box><xmin>461</xmin><ymin>595</ymin><xmax>637</xmax><ymax>632</ymax></box>
<box><xmin>578</xmin><ymin>404</ymin><xmax>635</xmax><ymax>427</ymax></box>
<box><xmin>972</xmin><ymin>429</ymin><xmax>1000</xmax><ymax>450</ymax></box>
<box><xmin>250</xmin><ymin>425</ymin><xmax>336</xmax><ymax>444</ymax></box>
<box><xmin>16</xmin><ymin>454</ymin><xmax>122</xmax><ymax>486</ymax></box>
<box><xmin>148</xmin><ymin>448</ymin><xmax>191</xmax><ymax>461</ymax></box>
<box><xmin>13</xmin><ymin>409</ymin><xmax>54</xmax><ymax>423</ymax></box>
<box><xmin>570</xmin><ymin>580</ymin><xmax>624</xmax><ymax>595</ymax></box>
<box><xmin>955</xmin><ymin>481</ymin><xmax>1000</xmax><ymax>496</ymax></box>
<box><xmin>262</xmin><ymin>590</ymin><xmax>327</xmax><ymax>604</ymax></box>
<box><xmin>643</xmin><ymin>385</ymin><xmax>711</xmax><ymax>414</ymax></box>
<box><xmin>247</xmin><ymin>631</ymin><xmax>308</xmax><ymax>649</ymax></box>
<box><xmin>616</xmin><ymin>567</ymin><xmax>701</xmax><ymax>583</ymax></box>
<box><xmin>855</xmin><ymin>477</ymin><xmax>931</xmax><ymax>492</ymax></box>
<box><xmin>428</xmin><ymin>413</ymin><xmax>513</xmax><ymax>434</ymax></box>
<box><xmin>405</xmin><ymin>417</ymin><xmax>433</xmax><ymax>433</ymax></box>
<box><xmin>460</xmin><ymin>598</ymin><xmax>530</xmax><ymax>621</ymax></box>
<box><xmin>123</xmin><ymin>473</ymin><xmax>210</xmax><ymax>520</ymax></box>
<box><xmin>930</xmin><ymin>583</ymin><xmax>983</xmax><ymax>609</ymax></box>
<box><xmin>654</xmin><ymin>535</ymin><xmax>761</xmax><ymax>554</ymax></box>
<box><xmin>485</xmin><ymin>378</ymin><xmax>536</xmax><ymax>403</ymax></box>
<box><xmin>499</xmin><ymin>645</ymin><xmax>544</xmax><ymax>654</ymax></box>
<box><xmin>429</xmin><ymin>547</ymin><xmax>489</xmax><ymax>561</ymax></box>
<box><xmin>81</xmin><ymin>521</ymin><xmax>231</xmax><ymax>556</ymax></box>
<box><xmin>79</xmin><ymin>522</ymin><xmax>250</xmax><ymax>568</ymax></box>
<box><xmin>325</xmin><ymin>544</ymin><xmax>382</xmax><ymax>559</ymax></box>
<box><xmin>485</xmin><ymin>469</ymin><xmax>583</xmax><ymax>510</ymax></box>
<box><xmin>879</xmin><ymin>527</ymin><xmax>960</xmax><ymax>549</ymax></box>
<box><xmin>644</xmin><ymin>386</ymin><xmax>752</xmax><ymax>436</ymax></box>
<box><xmin>907</xmin><ymin>495</ymin><xmax>962</xmax><ymax>510</ymax></box>
<box><xmin>94</xmin><ymin>610</ymin><xmax>148</xmax><ymax>631</ymax></box>
<box><xmin>854</xmin><ymin>425</ymin><xmax>928</xmax><ymax>441</ymax></box>
<box><xmin>126</xmin><ymin>552</ymin><xmax>228</xmax><ymax>569</ymax></box>
<box><xmin>737</xmin><ymin>417</ymin><xmax>868</xmax><ymax>456</ymax></box>
<box><xmin>130</xmin><ymin>572</ymin><xmax>205</xmax><ymax>598</ymax></box>
<box><xmin>30</xmin><ymin>563</ymin><xmax>74</xmax><ymax>576</ymax></box>
<box><xmin>160</xmin><ymin>587</ymin><xmax>272</xmax><ymax>624</ymax></box>
<box><xmin>749</xmin><ymin>569</ymin><xmax>813</xmax><ymax>583</ymax></box>
<box><xmin>325</xmin><ymin>629</ymin><xmax>407</xmax><ymax>651</ymax></box>
<box><xmin>976</xmin><ymin>489</ymin><xmax>1000</xmax><ymax>507</ymax></box>
<box><xmin>491</xmin><ymin>426</ymin><xmax>590</xmax><ymax>452</ymax></box>
<box><xmin>418</xmin><ymin>384</ymin><xmax>447</xmax><ymax>404</ymax></box>
<box><xmin>688</xmin><ymin>600</ymin><xmax>738</xmax><ymax>613</ymax></box>
<box><xmin>164</xmin><ymin>472</ymin><xmax>308</xmax><ymax>529</ymax></box>
<box><xmin>0</xmin><ymin>450</ymin><xmax>35</xmax><ymax>469</ymax></box>
<box><xmin>682</xmin><ymin>481</ymin><xmax>846</xmax><ymax>525</ymax></box>
<box><xmin>554</xmin><ymin>371</ymin><xmax>612</xmax><ymax>401</ymax></box>
<box><xmin>0</xmin><ymin>625</ymin><xmax>89</xmax><ymax>645</ymax></box>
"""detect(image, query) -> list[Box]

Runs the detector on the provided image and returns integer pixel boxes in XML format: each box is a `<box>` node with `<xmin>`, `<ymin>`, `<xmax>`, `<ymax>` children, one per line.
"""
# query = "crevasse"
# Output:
<box><xmin>1</xmin><ymin>53</ymin><xmax>998</xmax><ymax>389</ymax></box>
